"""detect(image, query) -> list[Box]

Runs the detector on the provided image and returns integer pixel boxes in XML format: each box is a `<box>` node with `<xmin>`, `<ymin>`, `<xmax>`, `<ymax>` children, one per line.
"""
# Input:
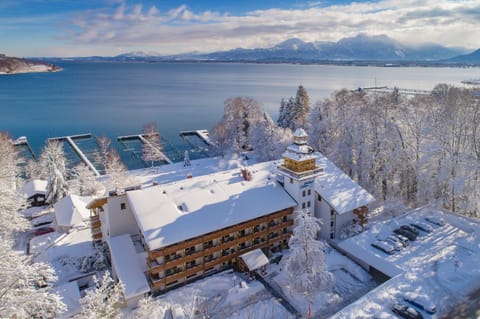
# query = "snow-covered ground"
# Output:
<box><xmin>120</xmin><ymin>152</ymin><xmax>254</xmax><ymax>187</ymax></box>
<box><xmin>125</xmin><ymin>270</ymin><xmax>294</xmax><ymax>319</ymax></box>
<box><xmin>332</xmin><ymin>207</ymin><xmax>480</xmax><ymax>318</ymax></box>
<box><xmin>269</xmin><ymin>247</ymin><xmax>376</xmax><ymax>318</ymax></box>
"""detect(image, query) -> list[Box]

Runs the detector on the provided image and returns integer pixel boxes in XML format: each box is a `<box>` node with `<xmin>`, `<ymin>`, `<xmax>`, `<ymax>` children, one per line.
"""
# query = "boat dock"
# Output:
<box><xmin>179</xmin><ymin>129</ymin><xmax>212</xmax><ymax>146</ymax></box>
<box><xmin>13</xmin><ymin>136</ymin><xmax>36</xmax><ymax>160</ymax></box>
<box><xmin>49</xmin><ymin>134</ymin><xmax>101</xmax><ymax>177</ymax></box>
<box><xmin>117</xmin><ymin>134</ymin><xmax>173</xmax><ymax>165</ymax></box>
<box><xmin>360</xmin><ymin>86</ymin><xmax>431</xmax><ymax>96</ymax></box>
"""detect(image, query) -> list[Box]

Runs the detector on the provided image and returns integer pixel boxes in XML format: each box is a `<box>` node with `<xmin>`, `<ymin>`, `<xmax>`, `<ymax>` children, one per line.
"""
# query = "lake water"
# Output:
<box><xmin>1</xmin><ymin>62</ymin><xmax>478</xmax><ymax>157</ymax></box>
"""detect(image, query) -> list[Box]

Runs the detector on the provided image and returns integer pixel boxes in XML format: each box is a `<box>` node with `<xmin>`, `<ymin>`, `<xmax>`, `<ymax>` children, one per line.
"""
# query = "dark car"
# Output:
<box><xmin>392</xmin><ymin>303</ymin><xmax>424</xmax><ymax>319</ymax></box>
<box><xmin>34</xmin><ymin>227</ymin><xmax>55</xmax><ymax>236</ymax></box>
<box><xmin>400</xmin><ymin>225</ymin><xmax>419</xmax><ymax>236</ymax></box>
<box><xmin>394</xmin><ymin>228</ymin><xmax>417</xmax><ymax>241</ymax></box>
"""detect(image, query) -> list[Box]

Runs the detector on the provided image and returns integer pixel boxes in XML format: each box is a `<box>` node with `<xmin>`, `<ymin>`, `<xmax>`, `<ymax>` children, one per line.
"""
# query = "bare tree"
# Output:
<box><xmin>142</xmin><ymin>122</ymin><xmax>164</xmax><ymax>167</ymax></box>
<box><xmin>39</xmin><ymin>140</ymin><xmax>68</xmax><ymax>206</ymax></box>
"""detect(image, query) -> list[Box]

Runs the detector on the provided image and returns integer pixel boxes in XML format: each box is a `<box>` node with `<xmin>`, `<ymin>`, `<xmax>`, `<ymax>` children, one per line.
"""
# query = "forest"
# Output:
<box><xmin>210</xmin><ymin>84</ymin><xmax>480</xmax><ymax>218</ymax></box>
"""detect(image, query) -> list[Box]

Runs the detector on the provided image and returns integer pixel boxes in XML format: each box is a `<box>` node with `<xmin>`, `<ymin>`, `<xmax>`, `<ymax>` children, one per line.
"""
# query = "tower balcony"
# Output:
<box><xmin>277</xmin><ymin>165</ymin><xmax>323</xmax><ymax>180</ymax></box>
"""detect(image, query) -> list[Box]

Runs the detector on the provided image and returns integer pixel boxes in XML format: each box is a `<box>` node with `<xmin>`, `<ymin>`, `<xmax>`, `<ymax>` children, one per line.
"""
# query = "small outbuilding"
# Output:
<box><xmin>22</xmin><ymin>179</ymin><xmax>48</xmax><ymax>207</ymax></box>
<box><xmin>238</xmin><ymin>249</ymin><xmax>270</xmax><ymax>277</ymax></box>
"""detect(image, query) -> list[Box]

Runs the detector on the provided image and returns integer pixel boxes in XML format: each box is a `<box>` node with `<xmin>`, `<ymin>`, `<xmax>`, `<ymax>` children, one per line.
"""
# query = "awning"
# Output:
<box><xmin>239</xmin><ymin>249</ymin><xmax>269</xmax><ymax>271</ymax></box>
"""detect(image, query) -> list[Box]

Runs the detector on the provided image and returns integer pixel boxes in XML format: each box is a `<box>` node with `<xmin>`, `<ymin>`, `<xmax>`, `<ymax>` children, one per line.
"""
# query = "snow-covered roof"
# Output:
<box><xmin>315</xmin><ymin>153</ymin><xmax>375</xmax><ymax>214</ymax></box>
<box><xmin>293</xmin><ymin>128</ymin><xmax>308</xmax><ymax>138</ymax></box>
<box><xmin>127</xmin><ymin>161</ymin><xmax>297</xmax><ymax>251</ymax></box>
<box><xmin>54</xmin><ymin>281</ymin><xmax>81</xmax><ymax>319</ymax></box>
<box><xmin>54</xmin><ymin>195</ymin><xmax>93</xmax><ymax>228</ymax></box>
<box><xmin>21</xmin><ymin>179</ymin><xmax>47</xmax><ymax>198</ymax></box>
<box><xmin>239</xmin><ymin>249</ymin><xmax>269</xmax><ymax>271</ymax></box>
<box><xmin>107</xmin><ymin>234</ymin><xmax>150</xmax><ymax>300</ymax></box>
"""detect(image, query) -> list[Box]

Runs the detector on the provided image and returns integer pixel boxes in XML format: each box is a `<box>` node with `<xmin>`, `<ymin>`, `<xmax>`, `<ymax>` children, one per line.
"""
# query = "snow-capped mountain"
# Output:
<box><xmin>198</xmin><ymin>34</ymin><xmax>466</xmax><ymax>62</ymax></box>
<box><xmin>443</xmin><ymin>48</ymin><xmax>480</xmax><ymax>64</ymax></box>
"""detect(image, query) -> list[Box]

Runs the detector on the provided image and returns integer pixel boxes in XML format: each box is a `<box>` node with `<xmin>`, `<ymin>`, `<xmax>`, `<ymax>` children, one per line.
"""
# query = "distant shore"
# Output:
<box><xmin>0</xmin><ymin>54</ymin><xmax>62</xmax><ymax>75</ymax></box>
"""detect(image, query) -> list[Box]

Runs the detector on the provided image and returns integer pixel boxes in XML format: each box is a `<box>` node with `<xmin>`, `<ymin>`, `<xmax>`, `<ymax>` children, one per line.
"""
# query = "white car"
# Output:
<box><xmin>425</xmin><ymin>216</ymin><xmax>445</xmax><ymax>226</ymax></box>
<box><xmin>384</xmin><ymin>236</ymin><xmax>403</xmax><ymax>251</ymax></box>
<box><xmin>371</xmin><ymin>240</ymin><xmax>395</xmax><ymax>255</ymax></box>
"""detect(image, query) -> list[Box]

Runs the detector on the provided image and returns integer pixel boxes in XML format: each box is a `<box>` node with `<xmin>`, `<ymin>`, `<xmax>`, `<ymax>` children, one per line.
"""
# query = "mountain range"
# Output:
<box><xmin>45</xmin><ymin>34</ymin><xmax>480</xmax><ymax>65</ymax></box>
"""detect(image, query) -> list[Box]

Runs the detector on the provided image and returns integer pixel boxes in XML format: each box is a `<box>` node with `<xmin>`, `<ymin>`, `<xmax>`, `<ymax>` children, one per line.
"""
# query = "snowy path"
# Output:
<box><xmin>254</xmin><ymin>272</ymin><xmax>301</xmax><ymax>318</ymax></box>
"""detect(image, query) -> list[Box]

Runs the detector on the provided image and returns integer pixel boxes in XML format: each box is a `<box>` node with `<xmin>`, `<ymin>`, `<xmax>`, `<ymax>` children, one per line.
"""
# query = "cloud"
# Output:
<box><xmin>64</xmin><ymin>0</ymin><xmax>480</xmax><ymax>55</ymax></box>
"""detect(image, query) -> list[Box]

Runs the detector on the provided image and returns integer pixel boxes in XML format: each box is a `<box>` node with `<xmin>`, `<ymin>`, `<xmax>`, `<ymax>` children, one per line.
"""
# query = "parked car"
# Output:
<box><xmin>391</xmin><ymin>303</ymin><xmax>424</xmax><ymax>319</ymax></box>
<box><xmin>371</xmin><ymin>240</ymin><xmax>395</xmax><ymax>255</ymax></box>
<box><xmin>394</xmin><ymin>228</ymin><xmax>417</xmax><ymax>241</ymax></box>
<box><xmin>411</xmin><ymin>222</ymin><xmax>434</xmax><ymax>233</ymax></box>
<box><xmin>425</xmin><ymin>216</ymin><xmax>445</xmax><ymax>226</ymax></box>
<box><xmin>404</xmin><ymin>293</ymin><xmax>436</xmax><ymax>314</ymax></box>
<box><xmin>400</xmin><ymin>225</ymin><xmax>420</xmax><ymax>236</ymax></box>
<box><xmin>393</xmin><ymin>234</ymin><xmax>410</xmax><ymax>246</ymax></box>
<box><xmin>33</xmin><ymin>219</ymin><xmax>53</xmax><ymax>227</ymax></box>
<box><xmin>384</xmin><ymin>236</ymin><xmax>403</xmax><ymax>251</ymax></box>
<box><xmin>34</xmin><ymin>227</ymin><xmax>55</xmax><ymax>236</ymax></box>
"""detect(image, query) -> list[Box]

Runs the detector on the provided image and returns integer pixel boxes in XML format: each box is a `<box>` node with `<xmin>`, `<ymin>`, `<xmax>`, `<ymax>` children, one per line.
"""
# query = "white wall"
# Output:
<box><xmin>102</xmin><ymin>195</ymin><xmax>139</xmax><ymax>238</ymax></box>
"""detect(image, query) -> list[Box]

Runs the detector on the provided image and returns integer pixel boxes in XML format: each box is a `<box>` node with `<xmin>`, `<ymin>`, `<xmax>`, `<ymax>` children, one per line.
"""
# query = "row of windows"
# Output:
<box><xmin>302</xmin><ymin>189</ymin><xmax>312</xmax><ymax>197</ymax></box>
<box><xmin>301</xmin><ymin>201</ymin><xmax>311</xmax><ymax>209</ymax></box>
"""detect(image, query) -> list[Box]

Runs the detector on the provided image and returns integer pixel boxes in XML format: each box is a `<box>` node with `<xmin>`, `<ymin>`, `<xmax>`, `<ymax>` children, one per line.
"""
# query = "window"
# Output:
<box><xmin>302</xmin><ymin>190</ymin><xmax>306</xmax><ymax>197</ymax></box>
<box><xmin>307</xmin><ymin>189</ymin><xmax>311</xmax><ymax>196</ymax></box>
<box><xmin>318</xmin><ymin>194</ymin><xmax>322</xmax><ymax>201</ymax></box>
<box><xmin>120</xmin><ymin>203</ymin><xmax>126</xmax><ymax>210</ymax></box>
<box><xmin>302</xmin><ymin>203</ymin><xmax>306</xmax><ymax>209</ymax></box>
<box><xmin>307</xmin><ymin>201</ymin><xmax>311</xmax><ymax>208</ymax></box>
<box><xmin>290</xmin><ymin>178</ymin><xmax>293</xmax><ymax>184</ymax></box>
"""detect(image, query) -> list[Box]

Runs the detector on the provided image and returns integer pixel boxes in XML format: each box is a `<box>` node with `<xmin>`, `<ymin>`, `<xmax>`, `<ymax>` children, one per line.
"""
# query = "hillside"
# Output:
<box><xmin>0</xmin><ymin>54</ymin><xmax>61</xmax><ymax>74</ymax></box>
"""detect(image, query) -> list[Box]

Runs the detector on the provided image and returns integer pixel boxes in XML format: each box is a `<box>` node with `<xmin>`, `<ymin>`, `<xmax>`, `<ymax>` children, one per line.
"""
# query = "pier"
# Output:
<box><xmin>49</xmin><ymin>134</ymin><xmax>101</xmax><ymax>177</ymax></box>
<box><xmin>179</xmin><ymin>129</ymin><xmax>212</xmax><ymax>146</ymax></box>
<box><xmin>117</xmin><ymin>134</ymin><xmax>173</xmax><ymax>165</ymax></box>
<box><xmin>13</xmin><ymin>136</ymin><xmax>36</xmax><ymax>160</ymax></box>
<box><xmin>359</xmin><ymin>86</ymin><xmax>431</xmax><ymax>96</ymax></box>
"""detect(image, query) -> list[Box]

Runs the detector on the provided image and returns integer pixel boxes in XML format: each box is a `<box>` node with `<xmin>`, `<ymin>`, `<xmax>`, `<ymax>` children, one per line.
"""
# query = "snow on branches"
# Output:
<box><xmin>75</xmin><ymin>272</ymin><xmax>124</xmax><ymax>319</ymax></box>
<box><xmin>40</xmin><ymin>140</ymin><xmax>68</xmax><ymax>206</ymax></box>
<box><xmin>284</xmin><ymin>210</ymin><xmax>334</xmax><ymax>294</ymax></box>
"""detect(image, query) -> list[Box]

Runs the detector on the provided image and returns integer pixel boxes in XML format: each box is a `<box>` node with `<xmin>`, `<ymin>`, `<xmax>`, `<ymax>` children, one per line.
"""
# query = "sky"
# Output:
<box><xmin>1</xmin><ymin>0</ymin><xmax>479</xmax><ymax>57</ymax></box>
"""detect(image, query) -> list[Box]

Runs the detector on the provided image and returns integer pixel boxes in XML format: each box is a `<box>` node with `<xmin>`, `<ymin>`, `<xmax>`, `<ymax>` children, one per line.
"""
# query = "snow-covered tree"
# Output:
<box><xmin>104</xmin><ymin>148</ymin><xmax>135</xmax><ymax>191</ymax></box>
<box><xmin>209</xmin><ymin>121</ymin><xmax>229</xmax><ymax>158</ymax></box>
<box><xmin>183</xmin><ymin>150</ymin><xmax>191</xmax><ymax>167</ymax></box>
<box><xmin>75</xmin><ymin>272</ymin><xmax>124</xmax><ymax>319</ymax></box>
<box><xmin>293</xmin><ymin>85</ymin><xmax>311</xmax><ymax>129</ymax></box>
<box><xmin>39</xmin><ymin>140</ymin><xmax>68</xmax><ymax>206</ymax></box>
<box><xmin>251</xmin><ymin>113</ymin><xmax>293</xmax><ymax>161</ymax></box>
<box><xmin>24</xmin><ymin>159</ymin><xmax>49</xmax><ymax>180</ymax></box>
<box><xmin>70</xmin><ymin>163</ymin><xmax>103</xmax><ymax>196</ymax></box>
<box><xmin>0</xmin><ymin>132</ymin><xmax>19</xmax><ymax>190</ymax></box>
<box><xmin>93</xmin><ymin>135</ymin><xmax>111</xmax><ymax>173</ymax></box>
<box><xmin>130</xmin><ymin>296</ymin><xmax>162</xmax><ymax>319</ymax></box>
<box><xmin>142</xmin><ymin>122</ymin><xmax>164</xmax><ymax>167</ymax></box>
<box><xmin>284</xmin><ymin>210</ymin><xmax>334</xmax><ymax>294</ymax></box>
<box><xmin>0</xmin><ymin>239</ymin><xmax>65</xmax><ymax>318</ymax></box>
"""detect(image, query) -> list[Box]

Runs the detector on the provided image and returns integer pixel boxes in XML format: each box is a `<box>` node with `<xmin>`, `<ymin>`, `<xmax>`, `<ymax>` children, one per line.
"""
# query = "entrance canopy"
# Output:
<box><xmin>239</xmin><ymin>249</ymin><xmax>269</xmax><ymax>271</ymax></box>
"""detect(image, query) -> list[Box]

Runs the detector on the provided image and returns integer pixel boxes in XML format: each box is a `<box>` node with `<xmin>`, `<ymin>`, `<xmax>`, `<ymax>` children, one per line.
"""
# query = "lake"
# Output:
<box><xmin>1</xmin><ymin>62</ymin><xmax>478</xmax><ymax>156</ymax></box>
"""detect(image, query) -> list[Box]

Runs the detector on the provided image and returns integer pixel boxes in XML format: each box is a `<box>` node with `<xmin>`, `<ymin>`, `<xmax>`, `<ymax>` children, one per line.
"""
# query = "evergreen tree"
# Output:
<box><xmin>293</xmin><ymin>85</ymin><xmax>311</xmax><ymax>130</ymax></box>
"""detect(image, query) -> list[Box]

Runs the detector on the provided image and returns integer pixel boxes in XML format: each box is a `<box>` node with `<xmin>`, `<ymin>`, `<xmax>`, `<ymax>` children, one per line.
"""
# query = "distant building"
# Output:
<box><xmin>87</xmin><ymin>129</ymin><xmax>375</xmax><ymax>303</ymax></box>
